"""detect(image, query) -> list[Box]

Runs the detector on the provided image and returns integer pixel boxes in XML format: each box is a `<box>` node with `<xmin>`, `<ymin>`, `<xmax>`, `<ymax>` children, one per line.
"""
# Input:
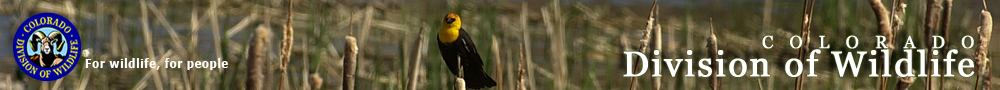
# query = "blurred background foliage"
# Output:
<box><xmin>0</xmin><ymin>0</ymin><xmax>999</xmax><ymax>90</ymax></box>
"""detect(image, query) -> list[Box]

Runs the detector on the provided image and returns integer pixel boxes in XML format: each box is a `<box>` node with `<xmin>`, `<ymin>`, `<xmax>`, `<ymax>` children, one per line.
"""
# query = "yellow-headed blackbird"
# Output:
<box><xmin>437</xmin><ymin>13</ymin><xmax>496</xmax><ymax>89</ymax></box>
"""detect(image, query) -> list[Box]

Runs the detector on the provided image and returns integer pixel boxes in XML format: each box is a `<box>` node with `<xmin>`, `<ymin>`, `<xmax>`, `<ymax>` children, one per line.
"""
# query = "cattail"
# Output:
<box><xmin>456</xmin><ymin>78</ymin><xmax>466</xmax><ymax>90</ymax></box>
<box><xmin>869</xmin><ymin>0</ymin><xmax>907</xmax><ymax>89</ymax></box>
<box><xmin>708</xmin><ymin>18</ymin><xmax>720</xmax><ymax>90</ymax></box>
<box><xmin>246</xmin><ymin>25</ymin><xmax>271</xmax><ymax>90</ymax></box>
<box><xmin>343</xmin><ymin>36</ymin><xmax>358</xmax><ymax>90</ymax></box>
<box><xmin>975</xmin><ymin>10</ymin><xmax>992</xmax><ymax>90</ymax></box>
<box><xmin>923</xmin><ymin>0</ymin><xmax>944</xmax><ymax>89</ymax></box>
<box><xmin>310</xmin><ymin>73</ymin><xmax>323</xmax><ymax>90</ymax></box>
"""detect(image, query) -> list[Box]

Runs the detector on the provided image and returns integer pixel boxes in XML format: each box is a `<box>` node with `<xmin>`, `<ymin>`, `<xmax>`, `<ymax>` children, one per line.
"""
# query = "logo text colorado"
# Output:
<box><xmin>13</xmin><ymin>13</ymin><xmax>81</xmax><ymax>81</ymax></box>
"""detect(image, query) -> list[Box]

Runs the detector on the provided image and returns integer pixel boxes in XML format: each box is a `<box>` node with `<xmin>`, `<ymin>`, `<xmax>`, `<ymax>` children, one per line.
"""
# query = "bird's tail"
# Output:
<box><xmin>464</xmin><ymin>68</ymin><xmax>497</xmax><ymax>89</ymax></box>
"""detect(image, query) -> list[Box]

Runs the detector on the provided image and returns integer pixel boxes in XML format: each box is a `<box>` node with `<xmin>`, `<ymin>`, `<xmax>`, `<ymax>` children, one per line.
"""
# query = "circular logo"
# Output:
<box><xmin>13</xmin><ymin>13</ymin><xmax>80</xmax><ymax>81</ymax></box>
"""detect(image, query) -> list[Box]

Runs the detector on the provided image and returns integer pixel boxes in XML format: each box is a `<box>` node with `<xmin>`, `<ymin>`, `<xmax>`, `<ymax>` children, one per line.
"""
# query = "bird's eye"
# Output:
<box><xmin>445</xmin><ymin>18</ymin><xmax>455</xmax><ymax>24</ymax></box>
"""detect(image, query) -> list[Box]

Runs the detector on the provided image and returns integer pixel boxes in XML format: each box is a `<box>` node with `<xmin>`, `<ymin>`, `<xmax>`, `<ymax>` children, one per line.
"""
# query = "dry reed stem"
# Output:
<box><xmin>145</xmin><ymin>6</ymin><xmax>188</xmax><ymax>90</ymax></box>
<box><xmin>519</xmin><ymin>2</ymin><xmax>534</xmax><ymax>90</ymax></box>
<box><xmin>54</xmin><ymin>3</ymin><xmax>72</xmax><ymax>86</ymax></box>
<box><xmin>136</xmin><ymin>1</ymin><xmax>164</xmax><ymax>90</ymax></box>
<box><xmin>209</xmin><ymin>0</ymin><xmax>222</xmax><ymax>74</ymax></box>
<box><xmin>224</xmin><ymin>13</ymin><xmax>258</xmax><ymax>37</ymax></box>
<box><xmin>653</xmin><ymin>24</ymin><xmax>662</xmax><ymax>90</ymax></box>
<box><xmin>650</xmin><ymin>3</ymin><xmax>662</xmax><ymax>89</ymax></box>
<box><xmin>519</xmin><ymin>44</ymin><xmax>527</xmax><ymax>90</ymax></box>
<box><xmin>544</xmin><ymin>0</ymin><xmax>569</xmax><ymax>89</ymax></box>
<box><xmin>189</xmin><ymin>5</ymin><xmax>201</xmax><ymax>61</ymax></box>
<box><xmin>942</xmin><ymin>0</ymin><xmax>953</xmax><ymax>47</ymax></box>
<box><xmin>939</xmin><ymin>0</ymin><xmax>953</xmax><ymax>89</ymax></box>
<box><xmin>457</xmin><ymin>57</ymin><xmax>464</xmax><ymax>89</ymax></box>
<box><xmin>406</xmin><ymin>27</ymin><xmax>427</xmax><ymax>90</ymax></box>
<box><xmin>301</xmin><ymin>54</ymin><xmax>310</xmax><ymax>90</ymax></box>
<box><xmin>493</xmin><ymin>37</ymin><xmax>503</xmax><ymax>90</ymax></box>
<box><xmin>629</xmin><ymin>0</ymin><xmax>658</xmax><ymax>89</ymax></box>
<box><xmin>76</xmin><ymin>49</ymin><xmax>92</xmax><ymax>90</ymax></box>
<box><xmin>50</xmin><ymin>78</ymin><xmax>61</xmax><ymax>90</ymax></box>
<box><xmin>146</xmin><ymin>2</ymin><xmax>188</xmax><ymax>55</ymax></box>
<box><xmin>796</xmin><ymin>0</ymin><xmax>816</xmax><ymax>89</ymax></box>
<box><xmin>132</xmin><ymin>51</ymin><xmax>174</xmax><ymax>90</ymax></box>
<box><xmin>247</xmin><ymin>25</ymin><xmax>271</xmax><ymax>90</ymax></box>
<box><xmin>985</xmin><ymin>0</ymin><xmax>990</xmax><ymax>11</ymax></box>
<box><xmin>344</xmin><ymin>36</ymin><xmax>358</xmax><ymax>90</ymax></box>
<box><xmin>279</xmin><ymin>0</ymin><xmax>294</xmax><ymax>90</ymax></box>
<box><xmin>975</xmin><ymin>10</ymin><xmax>992</xmax><ymax>90</ymax></box>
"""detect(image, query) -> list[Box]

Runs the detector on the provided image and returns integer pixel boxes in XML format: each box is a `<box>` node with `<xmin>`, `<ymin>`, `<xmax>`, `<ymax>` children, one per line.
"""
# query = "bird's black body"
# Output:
<box><xmin>437</xmin><ymin>28</ymin><xmax>497</xmax><ymax>89</ymax></box>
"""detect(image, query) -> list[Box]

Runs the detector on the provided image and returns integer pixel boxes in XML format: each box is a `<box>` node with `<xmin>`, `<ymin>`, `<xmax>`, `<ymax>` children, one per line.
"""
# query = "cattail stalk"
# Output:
<box><xmin>937</xmin><ymin>0</ymin><xmax>954</xmax><ymax>89</ymax></box>
<box><xmin>279</xmin><ymin>0</ymin><xmax>294</xmax><ymax>90</ymax></box>
<box><xmin>795</xmin><ymin>0</ymin><xmax>816</xmax><ymax>89</ymax></box>
<box><xmin>456</xmin><ymin>57</ymin><xmax>464</xmax><ymax>89</ymax></box>
<box><xmin>923</xmin><ymin>0</ymin><xmax>943</xmax><ymax>89</ymax></box>
<box><xmin>653</xmin><ymin>24</ymin><xmax>662</xmax><ymax>90</ymax></box>
<box><xmin>343</xmin><ymin>36</ymin><xmax>358</xmax><ymax>90</ymax></box>
<box><xmin>889</xmin><ymin>1</ymin><xmax>913</xmax><ymax>90</ymax></box>
<box><xmin>629</xmin><ymin>0</ymin><xmax>658</xmax><ymax>89</ymax></box>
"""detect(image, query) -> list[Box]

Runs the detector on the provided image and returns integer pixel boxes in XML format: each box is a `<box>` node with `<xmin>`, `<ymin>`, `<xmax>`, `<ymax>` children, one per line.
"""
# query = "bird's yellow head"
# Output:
<box><xmin>442</xmin><ymin>13</ymin><xmax>462</xmax><ymax>30</ymax></box>
<box><xmin>439</xmin><ymin>13</ymin><xmax>462</xmax><ymax>44</ymax></box>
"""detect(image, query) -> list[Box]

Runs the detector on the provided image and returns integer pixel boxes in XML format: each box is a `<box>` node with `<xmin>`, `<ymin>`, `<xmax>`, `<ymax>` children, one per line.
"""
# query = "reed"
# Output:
<box><xmin>279</xmin><ymin>0</ymin><xmax>294</xmax><ymax>90</ymax></box>
<box><xmin>493</xmin><ymin>36</ymin><xmax>503</xmax><ymax>90</ymax></box>
<box><xmin>519</xmin><ymin>2</ymin><xmax>535</xmax><ymax>90</ymax></box>
<box><xmin>406</xmin><ymin>27</ymin><xmax>427</xmax><ymax>90</ymax></box>
<box><xmin>795</xmin><ymin>0</ymin><xmax>816</xmax><ymax>89</ymax></box>
<box><xmin>518</xmin><ymin>44</ymin><xmax>527</xmax><ymax>90</ymax></box>
<box><xmin>543</xmin><ymin>0</ymin><xmax>569</xmax><ymax>89</ymax></box>
<box><xmin>653</xmin><ymin>24</ymin><xmax>662</xmax><ymax>90</ymax></box>
<box><xmin>629</xmin><ymin>0</ymin><xmax>658</xmax><ymax>89</ymax></box>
